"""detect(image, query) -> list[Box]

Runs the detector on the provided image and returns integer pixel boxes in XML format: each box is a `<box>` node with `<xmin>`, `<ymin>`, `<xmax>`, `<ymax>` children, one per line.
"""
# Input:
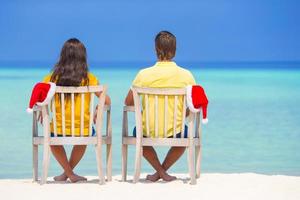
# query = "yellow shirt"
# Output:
<box><xmin>43</xmin><ymin>73</ymin><xmax>99</xmax><ymax>136</ymax></box>
<box><xmin>132</xmin><ymin>61</ymin><xmax>196</xmax><ymax>137</ymax></box>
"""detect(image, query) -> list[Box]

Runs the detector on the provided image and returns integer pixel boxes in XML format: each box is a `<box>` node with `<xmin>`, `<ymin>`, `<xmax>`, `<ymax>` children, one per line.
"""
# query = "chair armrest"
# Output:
<box><xmin>104</xmin><ymin>105</ymin><xmax>112</xmax><ymax>137</ymax></box>
<box><xmin>123</xmin><ymin>106</ymin><xmax>135</xmax><ymax>112</ymax></box>
<box><xmin>104</xmin><ymin>105</ymin><xmax>111</xmax><ymax>112</ymax></box>
<box><xmin>32</xmin><ymin>110</ymin><xmax>39</xmax><ymax>137</ymax></box>
<box><xmin>33</xmin><ymin>106</ymin><xmax>42</xmax><ymax>112</ymax></box>
<box><xmin>122</xmin><ymin>106</ymin><xmax>134</xmax><ymax>137</ymax></box>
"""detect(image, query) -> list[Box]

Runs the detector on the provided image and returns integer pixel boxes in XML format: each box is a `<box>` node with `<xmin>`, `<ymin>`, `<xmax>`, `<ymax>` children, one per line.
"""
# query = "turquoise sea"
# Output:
<box><xmin>0</xmin><ymin>62</ymin><xmax>300</xmax><ymax>179</ymax></box>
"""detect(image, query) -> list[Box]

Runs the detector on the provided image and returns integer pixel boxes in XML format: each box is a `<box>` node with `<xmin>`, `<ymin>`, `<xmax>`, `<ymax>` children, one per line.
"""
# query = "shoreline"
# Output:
<box><xmin>1</xmin><ymin>173</ymin><xmax>299</xmax><ymax>200</ymax></box>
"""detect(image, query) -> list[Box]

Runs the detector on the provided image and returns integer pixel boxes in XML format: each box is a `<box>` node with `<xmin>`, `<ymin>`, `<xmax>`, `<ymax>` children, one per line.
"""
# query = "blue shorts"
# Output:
<box><xmin>132</xmin><ymin>125</ymin><xmax>188</xmax><ymax>138</ymax></box>
<box><xmin>51</xmin><ymin>126</ymin><xmax>96</xmax><ymax>137</ymax></box>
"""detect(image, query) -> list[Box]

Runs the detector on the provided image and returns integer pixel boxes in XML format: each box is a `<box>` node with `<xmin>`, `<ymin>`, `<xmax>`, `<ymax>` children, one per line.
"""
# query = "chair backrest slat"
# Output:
<box><xmin>80</xmin><ymin>93</ymin><xmax>85</xmax><ymax>137</ymax></box>
<box><xmin>52</xmin><ymin>98</ymin><xmax>57</xmax><ymax>136</ymax></box>
<box><xmin>164</xmin><ymin>96</ymin><xmax>168</xmax><ymax>138</ymax></box>
<box><xmin>173</xmin><ymin>96</ymin><xmax>178</xmax><ymax>138</ymax></box>
<box><xmin>89</xmin><ymin>93</ymin><xmax>94</xmax><ymax>137</ymax></box>
<box><xmin>71</xmin><ymin>93</ymin><xmax>75</xmax><ymax>136</ymax></box>
<box><xmin>181</xmin><ymin>96</ymin><xmax>186</xmax><ymax>138</ymax></box>
<box><xmin>154</xmin><ymin>95</ymin><xmax>159</xmax><ymax>138</ymax></box>
<box><xmin>145</xmin><ymin>94</ymin><xmax>150</xmax><ymax>137</ymax></box>
<box><xmin>61</xmin><ymin>93</ymin><xmax>66</xmax><ymax>137</ymax></box>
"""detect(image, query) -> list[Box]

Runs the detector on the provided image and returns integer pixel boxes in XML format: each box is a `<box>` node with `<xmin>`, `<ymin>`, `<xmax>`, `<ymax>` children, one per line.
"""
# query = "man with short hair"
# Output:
<box><xmin>125</xmin><ymin>31</ymin><xmax>196</xmax><ymax>182</ymax></box>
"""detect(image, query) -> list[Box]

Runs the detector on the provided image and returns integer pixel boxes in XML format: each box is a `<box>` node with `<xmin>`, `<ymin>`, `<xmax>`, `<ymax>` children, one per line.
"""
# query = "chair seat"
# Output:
<box><xmin>33</xmin><ymin>136</ymin><xmax>112</xmax><ymax>145</ymax></box>
<box><xmin>122</xmin><ymin>136</ymin><xmax>200</xmax><ymax>147</ymax></box>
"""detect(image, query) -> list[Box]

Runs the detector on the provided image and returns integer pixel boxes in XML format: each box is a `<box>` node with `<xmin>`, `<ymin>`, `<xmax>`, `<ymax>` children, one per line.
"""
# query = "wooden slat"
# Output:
<box><xmin>145</xmin><ymin>94</ymin><xmax>150</xmax><ymax>137</ymax></box>
<box><xmin>164</xmin><ymin>96</ymin><xmax>168</xmax><ymax>138</ymax></box>
<box><xmin>123</xmin><ymin>106</ymin><xmax>135</xmax><ymax>112</ymax></box>
<box><xmin>33</xmin><ymin>136</ymin><xmax>111</xmax><ymax>145</ymax></box>
<box><xmin>122</xmin><ymin>110</ymin><xmax>128</xmax><ymax>137</ymax></box>
<box><xmin>104</xmin><ymin>105</ymin><xmax>111</xmax><ymax>112</ymax></box>
<box><xmin>52</xmin><ymin>98</ymin><xmax>57</xmax><ymax>136</ymax></box>
<box><xmin>61</xmin><ymin>94</ymin><xmax>65</xmax><ymax>137</ymax></box>
<box><xmin>181</xmin><ymin>96</ymin><xmax>186</xmax><ymax>138</ymax></box>
<box><xmin>195</xmin><ymin>112</ymin><xmax>200</xmax><ymax>138</ymax></box>
<box><xmin>71</xmin><ymin>93</ymin><xmax>75</xmax><ymax>137</ymax></box>
<box><xmin>122</xmin><ymin>137</ymin><xmax>200</xmax><ymax>147</ymax></box>
<box><xmin>173</xmin><ymin>96</ymin><xmax>178</xmax><ymax>138</ymax></box>
<box><xmin>95</xmin><ymin>86</ymin><xmax>107</xmax><ymax>138</ymax></box>
<box><xmin>32</xmin><ymin>111</ymin><xmax>38</xmax><ymax>137</ymax></box>
<box><xmin>133</xmin><ymin>87</ymin><xmax>186</xmax><ymax>95</ymax></box>
<box><xmin>155</xmin><ymin>95</ymin><xmax>158</xmax><ymax>138</ymax></box>
<box><xmin>132</xmin><ymin>89</ymin><xmax>142</xmax><ymax>138</ymax></box>
<box><xmin>41</xmin><ymin>106</ymin><xmax>50</xmax><ymax>185</ymax></box>
<box><xmin>80</xmin><ymin>93</ymin><xmax>84</xmax><ymax>137</ymax></box>
<box><xmin>188</xmin><ymin>113</ymin><xmax>195</xmax><ymax>139</ymax></box>
<box><xmin>197</xmin><ymin>112</ymin><xmax>202</xmax><ymax>143</ymax></box>
<box><xmin>33</xmin><ymin>106</ymin><xmax>42</xmax><ymax>112</ymax></box>
<box><xmin>106</xmin><ymin>108</ymin><xmax>112</xmax><ymax>181</ymax></box>
<box><xmin>55</xmin><ymin>85</ymin><xmax>104</xmax><ymax>93</ymax></box>
<box><xmin>106</xmin><ymin>109</ymin><xmax>112</xmax><ymax>137</ymax></box>
<box><xmin>89</xmin><ymin>93</ymin><xmax>94</xmax><ymax>136</ymax></box>
<box><xmin>32</xmin><ymin>111</ymin><xmax>38</xmax><ymax>181</ymax></box>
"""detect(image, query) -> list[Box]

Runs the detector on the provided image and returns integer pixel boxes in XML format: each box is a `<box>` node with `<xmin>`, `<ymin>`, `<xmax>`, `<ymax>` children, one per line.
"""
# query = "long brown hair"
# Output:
<box><xmin>50</xmin><ymin>38</ymin><xmax>89</xmax><ymax>86</ymax></box>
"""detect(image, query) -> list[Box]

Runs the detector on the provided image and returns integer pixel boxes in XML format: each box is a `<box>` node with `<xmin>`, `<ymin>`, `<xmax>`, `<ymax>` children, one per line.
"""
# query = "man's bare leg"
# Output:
<box><xmin>143</xmin><ymin>146</ymin><xmax>176</xmax><ymax>182</ymax></box>
<box><xmin>146</xmin><ymin>147</ymin><xmax>186</xmax><ymax>181</ymax></box>
<box><xmin>51</xmin><ymin>145</ymin><xmax>87</xmax><ymax>182</ymax></box>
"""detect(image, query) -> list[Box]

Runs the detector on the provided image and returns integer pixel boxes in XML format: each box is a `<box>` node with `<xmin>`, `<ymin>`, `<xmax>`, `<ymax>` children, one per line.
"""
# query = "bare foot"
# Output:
<box><xmin>146</xmin><ymin>173</ymin><xmax>160</xmax><ymax>182</ymax></box>
<box><xmin>160</xmin><ymin>172</ymin><xmax>177</xmax><ymax>182</ymax></box>
<box><xmin>53</xmin><ymin>173</ymin><xmax>68</xmax><ymax>181</ymax></box>
<box><xmin>68</xmin><ymin>173</ymin><xmax>87</xmax><ymax>183</ymax></box>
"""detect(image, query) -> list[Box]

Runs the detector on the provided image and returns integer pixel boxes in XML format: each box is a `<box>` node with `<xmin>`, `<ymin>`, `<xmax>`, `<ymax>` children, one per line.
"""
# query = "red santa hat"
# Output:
<box><xmin>26</xmin><ymin>82</ymin><xmax>56</xmax><ymax>113</ymax></box>
<box><xmin>186</xmin><ymin>85</ymin><xmax>209</xmax><ymax>124</ymax></box>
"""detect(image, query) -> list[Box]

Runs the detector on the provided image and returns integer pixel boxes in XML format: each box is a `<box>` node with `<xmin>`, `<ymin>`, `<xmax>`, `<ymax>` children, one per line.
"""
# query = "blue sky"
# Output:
<box><xmin>0</xmin><ymin>0</ymin><xmax>299</xmax><ymax>63</ymax></box>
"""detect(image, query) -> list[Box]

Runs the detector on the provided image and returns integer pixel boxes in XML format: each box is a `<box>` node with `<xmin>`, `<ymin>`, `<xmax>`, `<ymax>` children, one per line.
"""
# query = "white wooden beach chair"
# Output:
<box><xmin>121</xmin><ymin>87</ymin><xmax>202</xmax><ymax>185</ymax></box>
<box><xmin>32</xmin><ymin>85</ymin><xmax>112</xmax><ymax>185</ymax></box>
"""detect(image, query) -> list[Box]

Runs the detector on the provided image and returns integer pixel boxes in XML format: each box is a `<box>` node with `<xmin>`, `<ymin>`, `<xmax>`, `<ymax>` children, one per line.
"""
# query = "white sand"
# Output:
<box><xmin>1</xmin><ymin>173</ymin><xmax>299</xmax><ymax>200</ymax></box>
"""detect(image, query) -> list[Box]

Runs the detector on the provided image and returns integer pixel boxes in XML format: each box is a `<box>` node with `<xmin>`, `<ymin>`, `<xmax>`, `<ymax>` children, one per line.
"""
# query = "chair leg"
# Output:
<box><xmin>121</xmin><ymin>144</ymin><xmax>128</xmax><ymax>181</ymax></box>
<box><xmin>106</xmin><ymin>143</ymin><xmax>112</xmax><ymax>181</ymax></box>
<box><xmin>95</xmin><ymin>144</ymin><xmax>105</xmax><ymax>185</ymax></box>
<box><xmin>187</xmin><ymin>145</ymin><xmax>196</xmax><ymax>185</ymax></box>
<box><xmin>133</xmin><ymin>144</ymin><xmax>142</xmax><ymax>183</ymax></box>
<box><xmin>41</xmin><ymin>145</ymin><xmax>50</xmax><ymax>185</ymax></box>
<box><xmin>195</xmin><ymin>146</ymin><xmax>201</xmax><ymax>178</ymax></box>
<box><xmin>33</xmin><ymin>144</ymin><xmax>38</xmax><ymax>182</ymax></box>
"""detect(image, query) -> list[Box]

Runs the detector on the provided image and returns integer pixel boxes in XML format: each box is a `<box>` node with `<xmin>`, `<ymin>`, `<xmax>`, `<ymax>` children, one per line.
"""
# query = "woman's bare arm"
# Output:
<box><xmin>95</xmin><ymin>92</ymin><xmax>111</xmax><ymax>105</ymax></box>
<box><xmin>124</xmin><ymin>89</ymin><xmax>134</xmax><ymax>106</ymax></box>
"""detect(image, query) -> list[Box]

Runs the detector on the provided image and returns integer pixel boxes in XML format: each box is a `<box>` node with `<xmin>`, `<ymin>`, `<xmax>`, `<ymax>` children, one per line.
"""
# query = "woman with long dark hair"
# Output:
<box><xmin>43</xmin><ymin>38</ymin><xmax>111</xmax><ymax>182</ymax></box>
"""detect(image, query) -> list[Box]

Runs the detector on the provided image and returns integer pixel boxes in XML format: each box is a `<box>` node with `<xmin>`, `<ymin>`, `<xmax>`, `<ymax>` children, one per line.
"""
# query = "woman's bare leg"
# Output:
<box><xmin>51</xmin><ymin>145</ymin><xmax>87</xmax><ymax>182</ymax></box>
<box><xmin>53</xmin><ymin>145</ymin><xmax>87</xmax><ymax>181</ymax></box>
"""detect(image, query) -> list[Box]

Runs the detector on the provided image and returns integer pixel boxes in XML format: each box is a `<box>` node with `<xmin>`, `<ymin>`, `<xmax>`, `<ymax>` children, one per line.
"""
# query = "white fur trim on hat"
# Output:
<box><xmin>186</xmin><ymin>85</ymin><xmax>201</xmax><ymax>113</ymax></box>
<box><xmin>36</xmin><ymin>82</ymin><xmax>56</xmax><ymax>106</ymax></box>
<box><xmin>202</xmin><ymin>118</ymin><xmax>208</xmax><ymax>124</ymax></box>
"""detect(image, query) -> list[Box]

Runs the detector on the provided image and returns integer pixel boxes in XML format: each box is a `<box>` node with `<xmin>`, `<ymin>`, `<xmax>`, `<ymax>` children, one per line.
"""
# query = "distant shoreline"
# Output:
<box><xmin>0</xmin><ymin>60</ymin><xmax>300</xmax><ymax>70</ymax></box>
